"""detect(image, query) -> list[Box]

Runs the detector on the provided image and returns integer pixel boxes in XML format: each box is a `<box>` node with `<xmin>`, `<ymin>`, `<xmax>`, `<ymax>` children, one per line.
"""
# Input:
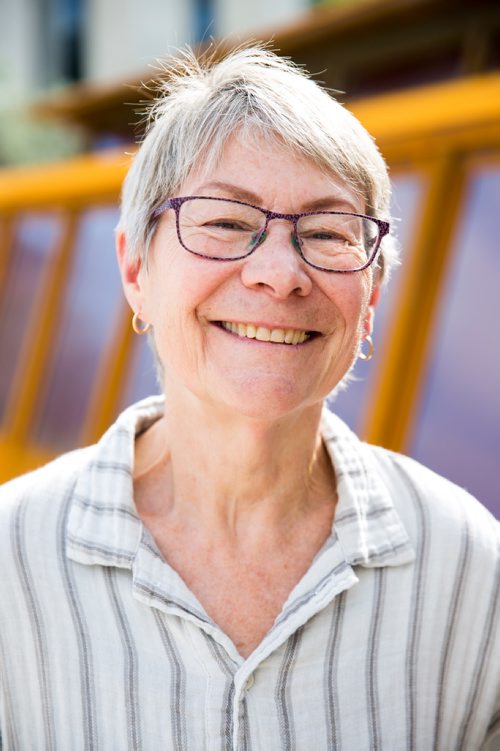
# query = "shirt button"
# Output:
<box><xmin>245</xmin><ymin>673</ymin><xmax>255</xmax><ymax>689</ymax></box>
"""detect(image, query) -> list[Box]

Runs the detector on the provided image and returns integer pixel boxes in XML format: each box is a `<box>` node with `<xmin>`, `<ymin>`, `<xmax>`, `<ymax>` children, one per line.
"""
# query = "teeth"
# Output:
<box><xmin>220</xmin><ymin>321</ymin><xmax>310</xmax><ymax>344</ymax></box>
<box><xmin>256</xmin><ymin>327</ymin><xmax>271</xmax><ymax>342</ymax></box>
<box><xmin>270</xmin><ymin>328</ymin><xmax>285</xmax><ymax>343</ymax></box>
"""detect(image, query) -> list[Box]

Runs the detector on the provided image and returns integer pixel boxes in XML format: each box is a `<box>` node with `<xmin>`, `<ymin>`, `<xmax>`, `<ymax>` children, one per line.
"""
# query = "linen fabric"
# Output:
<box><xmin>0</xmin><ymin>397</ymin><xmax>498</xmax><ymax>750</ymax></box>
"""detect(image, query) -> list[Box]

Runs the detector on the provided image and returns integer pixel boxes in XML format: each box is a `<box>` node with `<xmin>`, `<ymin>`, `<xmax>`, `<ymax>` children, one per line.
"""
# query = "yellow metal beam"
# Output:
<box><xmin>0</xmin><ymin>149</ymin><xmax>131</xmax><ymax>211</ymax></box>
<box><xmin>349</xmin><ymin>72</ymin><xmax>500</xmax><ymax>149</ymax></box>
<box><xmin>6</xmin><ymin>213</ymin><xmax>78</xmax><ymax>441</ymax></box>
<box><xmin>365</xmin><ymin>154</ymin><xmax>467</xmax><ymax>450</ymax></box>
<box><xmin>0</xmin><ymin>435</ymin><xmax>53</xmax><ymax>483</ymax></box>
<box><xmin>401</xmin><ymin>152</ymin><xmax>500</xmax><ymax>451</ymax></box>
<box><xmin>0</xmin><ymin>72</ymin><xmax>498</xmax><ymax>214</ymax></box>
<box><xmin>0</xmin><ymin>214</ymin><xmax>15</xmax><ymax>298</ymax></box>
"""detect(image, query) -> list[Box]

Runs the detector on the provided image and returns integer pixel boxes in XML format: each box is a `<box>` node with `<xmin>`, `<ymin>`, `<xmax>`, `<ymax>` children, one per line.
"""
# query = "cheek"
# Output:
<box><xmin>143</xmin><ymin>246</ymin><xmax>205</xmax><ymax>320</ymax></box>
<box><xmin>324</xmin><ymin>272</ymin><xmax>373</xmax><ymax>329</ymax></box>
<box><xmin>142</xmin><ymin>251</ymin><xmax>235</xmax><ymax>367</ymax></box>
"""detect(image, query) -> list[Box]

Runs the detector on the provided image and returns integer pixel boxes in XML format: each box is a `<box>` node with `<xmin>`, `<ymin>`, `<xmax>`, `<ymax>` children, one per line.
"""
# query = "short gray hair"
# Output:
<box><xmin>118</xmin><ymin>44</ymin><xmax>397</xmax><ymax>282</ymax></box>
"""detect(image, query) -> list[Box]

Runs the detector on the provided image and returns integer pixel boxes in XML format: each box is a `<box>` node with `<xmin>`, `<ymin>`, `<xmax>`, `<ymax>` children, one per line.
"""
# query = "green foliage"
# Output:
<box><xmin>0</xmin><ymin>107</ymin><xmax>86</xmax><ymax>167</ymax></box>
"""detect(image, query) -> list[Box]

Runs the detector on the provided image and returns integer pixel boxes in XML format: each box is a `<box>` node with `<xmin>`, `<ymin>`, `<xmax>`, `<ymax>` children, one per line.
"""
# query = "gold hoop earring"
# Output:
<box><xmin>359</xmin><ymin>335</ymin><xmax>374</xmax><ymax>361</ymax></box>
<box><xmin>132</xmin><ymin>312</ymin><xmax>151</xmax><ymax>335</ymax></box>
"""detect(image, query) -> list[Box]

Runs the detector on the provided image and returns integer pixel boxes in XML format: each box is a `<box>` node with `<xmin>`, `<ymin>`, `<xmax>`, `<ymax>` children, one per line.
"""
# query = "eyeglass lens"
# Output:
<box><xmin>178</xmin><ymin>198</ymin><xmax>380</xmax><ymax>271</ymax></box>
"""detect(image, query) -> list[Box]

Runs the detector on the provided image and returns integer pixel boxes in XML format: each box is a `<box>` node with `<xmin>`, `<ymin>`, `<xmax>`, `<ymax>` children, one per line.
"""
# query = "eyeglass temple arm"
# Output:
<box><xmin>153</xmin><ymin>198</ymin><xmax>177</xmax><ymax>219</ymax></box>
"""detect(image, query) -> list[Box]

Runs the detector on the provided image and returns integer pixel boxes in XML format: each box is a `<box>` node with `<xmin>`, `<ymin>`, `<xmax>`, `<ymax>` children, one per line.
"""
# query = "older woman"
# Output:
<box><xmin>0</xmin><ymin>47</ymin><xmax>498</xmax><ymax>750</ymax></box>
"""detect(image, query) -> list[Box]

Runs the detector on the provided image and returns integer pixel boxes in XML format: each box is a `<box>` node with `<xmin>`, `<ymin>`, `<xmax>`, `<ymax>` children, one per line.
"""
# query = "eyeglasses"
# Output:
<box><xmin>152</xmin><ymin>196</ymin><xmax>390</xmax><ymax>273</ymax></box>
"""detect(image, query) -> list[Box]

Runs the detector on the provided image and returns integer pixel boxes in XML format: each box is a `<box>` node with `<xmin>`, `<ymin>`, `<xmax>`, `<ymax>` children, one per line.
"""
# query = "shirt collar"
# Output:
<box><xmin>321</xmin><ymin>408</ymin><xmax>415</xmax><ymax>568</ymax></box>
<box><xmin>67</xmin><ymin>396</ymin><xmax>164</xmax><ymax>568</ymax></box>
<box><xmin>67</xmin><ymin>397</ymin><xmax>414</xmax><ymax>570</ymax></box>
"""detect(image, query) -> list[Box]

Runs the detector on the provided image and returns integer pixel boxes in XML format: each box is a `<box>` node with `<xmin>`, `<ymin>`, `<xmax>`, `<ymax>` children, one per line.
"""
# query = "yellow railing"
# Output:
<box><xmin>0</xmin><ymin>73</ymin><xmax>499</xmax><ymax>483</ymax></box>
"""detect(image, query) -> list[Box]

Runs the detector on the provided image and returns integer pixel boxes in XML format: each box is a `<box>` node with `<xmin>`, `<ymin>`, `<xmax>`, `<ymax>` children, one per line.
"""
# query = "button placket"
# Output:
<box><xmin>244</xmin><ymin>673</ymin><xmax>255</xmax><ymax>690</ymax></box>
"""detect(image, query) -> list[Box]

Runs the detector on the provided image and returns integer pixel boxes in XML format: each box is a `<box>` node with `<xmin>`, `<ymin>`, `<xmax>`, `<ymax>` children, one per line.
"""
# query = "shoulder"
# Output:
<box><xmin>0</xmin><ymin>446</ymin><xmax>96</xmax><ymax>533</ymax></box>
<box><xmin>322</xmin><ymin>407</ymin><xmax>498</xmax><ymax>556</ymax></box>
<box><xmin>366</xmin><ymin>443</ymin><xmax>499</xmax><ymax>558</ymax></box>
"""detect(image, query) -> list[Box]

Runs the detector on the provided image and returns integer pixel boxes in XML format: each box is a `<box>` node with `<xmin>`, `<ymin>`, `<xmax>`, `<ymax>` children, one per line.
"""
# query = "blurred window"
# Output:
<box><xmin>31</xmin><ymin>206</ymin><xmax>122</xmax><ymax>450</ymax></box>
<box><xmin>41</xmin><ymin>0</ymin><xmax>84</xmax><ymax>86</ymax></box>
<box><xmin>409</xmin><ymin>165</ymin><xmax>500</xmax><ymax>518</ymax></box>
<box><xmin>194</xmin><ymin>0</ymin><xmax>216</xmax><ymax>40</ymax></box>
<box><xmin>332</xmin><ymin>172</ymin><xmax>425</xmax><ymax>431</ymax></box>
<box><xmin>0</xmin><ymin>213</ymin><xmax>62</xmax><ymax>424</ymax></box>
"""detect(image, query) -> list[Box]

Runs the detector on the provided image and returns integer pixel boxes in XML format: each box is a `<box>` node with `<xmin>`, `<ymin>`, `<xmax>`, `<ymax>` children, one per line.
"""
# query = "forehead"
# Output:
<box><xmin>180</xmin><ymin>132</ymin><xmax>365</xmax><ymax>214</ymax></box>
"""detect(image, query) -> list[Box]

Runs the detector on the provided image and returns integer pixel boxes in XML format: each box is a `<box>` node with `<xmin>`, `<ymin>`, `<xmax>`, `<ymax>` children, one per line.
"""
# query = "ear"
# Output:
<box><xmin>363</xmin><ymin>282</ymin><xmax>381</xmax><ymax>338</ymax></box>
<box><xmin>116</xmin><ymin>229</ymin><xmax>147</xmax><ymax>317</ymax></box>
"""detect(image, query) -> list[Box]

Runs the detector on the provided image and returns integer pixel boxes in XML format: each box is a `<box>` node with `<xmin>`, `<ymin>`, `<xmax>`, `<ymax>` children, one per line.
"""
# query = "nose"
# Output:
<box><xmin>240</xmin><ymin>221</ymin><xmax>313</xmax><ymax>299</ymax></box>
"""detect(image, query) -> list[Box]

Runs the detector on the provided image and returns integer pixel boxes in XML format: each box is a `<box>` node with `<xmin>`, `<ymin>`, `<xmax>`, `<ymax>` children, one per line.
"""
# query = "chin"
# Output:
<box><xmin>210</xmin><ymin>375</ymin><xmax>322</xmax><ymax>423</ymax></box>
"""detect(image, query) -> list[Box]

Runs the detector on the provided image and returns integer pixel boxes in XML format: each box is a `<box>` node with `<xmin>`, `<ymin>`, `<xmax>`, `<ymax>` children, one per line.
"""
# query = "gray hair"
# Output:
<box><xmin>118</xmin><ymin>44</ymin><xmax>397</xmax><ymax>282</ymax></box>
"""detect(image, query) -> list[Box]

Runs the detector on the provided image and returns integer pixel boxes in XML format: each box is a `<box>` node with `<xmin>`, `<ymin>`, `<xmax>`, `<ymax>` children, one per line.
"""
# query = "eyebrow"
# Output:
<box><xmin>193</xmin><ymin>181</ymin><xmax>361</xmax><ymax>214</ymax></box>
<box><xmin>194</xmin><ymin>181</ymin><xmax>261</xmax><ymax>204</ymax></box>
<box><xmin>301</xmin><ymin>196</ymin><xmax>360</xmax><ymax>213</ymax></box>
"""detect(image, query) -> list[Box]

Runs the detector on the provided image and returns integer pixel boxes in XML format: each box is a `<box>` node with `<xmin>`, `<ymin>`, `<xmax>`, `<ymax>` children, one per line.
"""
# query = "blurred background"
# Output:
<box><xmin>0</xmin><ymin>0</ymin><xmax>499</xmax><ymax>518</ymax></box>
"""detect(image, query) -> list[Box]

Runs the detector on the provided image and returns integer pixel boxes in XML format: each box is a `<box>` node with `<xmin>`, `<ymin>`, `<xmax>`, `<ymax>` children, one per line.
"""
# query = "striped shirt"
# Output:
<box><xmin>0</xmin><ymin>396</ymin><xmax>498</xmax><ymax>750</ymax></box>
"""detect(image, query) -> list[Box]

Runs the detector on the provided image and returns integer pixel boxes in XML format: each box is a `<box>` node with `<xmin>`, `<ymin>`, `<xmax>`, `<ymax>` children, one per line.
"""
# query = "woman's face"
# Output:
<box><xmin>120</xmin><ymin>134</ymin><xmax>379</xmax><ymax>421</ymax></box>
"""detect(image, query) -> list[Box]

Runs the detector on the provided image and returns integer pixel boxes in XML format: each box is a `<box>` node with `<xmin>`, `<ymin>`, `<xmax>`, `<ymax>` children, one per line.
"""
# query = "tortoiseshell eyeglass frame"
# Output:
<box><xmin>151</xmin><ymin>195</ymin><xmax>390</xmax><ymax>273</ymax></box>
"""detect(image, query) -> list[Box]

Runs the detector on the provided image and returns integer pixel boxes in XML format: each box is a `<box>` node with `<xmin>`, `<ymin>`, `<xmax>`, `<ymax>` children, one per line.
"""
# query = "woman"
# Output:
<box><xmin>0</xmin><ymin>46</ymin><xmax>498</xmax><ymax>750</ymax></box>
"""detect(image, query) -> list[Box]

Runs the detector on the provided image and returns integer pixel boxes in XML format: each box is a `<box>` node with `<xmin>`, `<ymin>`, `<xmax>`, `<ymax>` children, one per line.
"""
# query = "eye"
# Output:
<box><xmin>301</xmin><ymin>228</ymin><xmax>352</xmax><ymax>244</ymax></box>
<box><xmin>204</xmin><ymin>219</ymin><xmax>253</xmax><ymax>232</ymax></box>
<box><xmin>311</xmin><ymin>231</ymin><xmax>347</xmax><ymax>242</ymax></box>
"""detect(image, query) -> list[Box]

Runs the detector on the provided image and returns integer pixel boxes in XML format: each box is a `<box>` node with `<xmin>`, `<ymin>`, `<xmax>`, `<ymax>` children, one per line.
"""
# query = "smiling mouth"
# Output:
<box><xmin>216</xmin><ymin>321</ymin><xmax>318</xmax><ymax>345</ymax></box>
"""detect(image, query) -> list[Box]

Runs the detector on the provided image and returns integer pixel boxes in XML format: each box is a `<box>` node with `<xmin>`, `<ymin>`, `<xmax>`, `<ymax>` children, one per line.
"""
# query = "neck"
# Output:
<box><xmin>134</xmin><ymin>394</ymin><xmax>337</xmax><ymax>544</ymax></box>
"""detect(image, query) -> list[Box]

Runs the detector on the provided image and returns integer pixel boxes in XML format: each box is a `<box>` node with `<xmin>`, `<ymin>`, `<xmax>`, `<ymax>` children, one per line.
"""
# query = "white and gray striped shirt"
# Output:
<box><xmin>0</xmin><ymin>397</ymin><xmax>498</xmax><ymax>750</ymax></box>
